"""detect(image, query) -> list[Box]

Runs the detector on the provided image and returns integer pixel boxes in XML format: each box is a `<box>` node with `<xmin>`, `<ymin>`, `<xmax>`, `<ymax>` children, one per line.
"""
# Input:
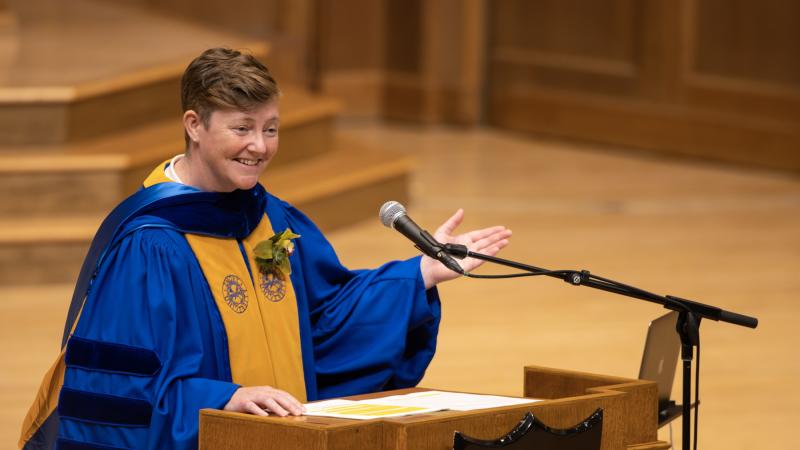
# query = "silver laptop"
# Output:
<box><xmin>638</xmin><ymin>311</ymin><xmax>681</xmax><ymax>425</ymax></box>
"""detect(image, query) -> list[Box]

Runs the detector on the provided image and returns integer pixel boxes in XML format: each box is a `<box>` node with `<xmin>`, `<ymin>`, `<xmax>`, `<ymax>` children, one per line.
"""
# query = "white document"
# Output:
<box><xmin>375</xmin><ymin>390</ymin><xmax>541</xmax><ymax>411</ymax></box>
<box><xmin>303</xmin><ymin>391</ymin><xmax>540</xmax><ymax>420</ymax></box>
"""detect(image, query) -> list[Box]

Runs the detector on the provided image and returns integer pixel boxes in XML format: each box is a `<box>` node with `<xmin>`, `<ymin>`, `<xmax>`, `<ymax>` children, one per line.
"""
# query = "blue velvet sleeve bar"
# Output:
<box><xmin>271</xmin><ymin>196</ymin><xmax>442</xmax><ymax>400</ymax></box>
<box><xmin>60</xmin><ymin>224</ymin><xmax>239</xmax><ymax>449</ymax></box>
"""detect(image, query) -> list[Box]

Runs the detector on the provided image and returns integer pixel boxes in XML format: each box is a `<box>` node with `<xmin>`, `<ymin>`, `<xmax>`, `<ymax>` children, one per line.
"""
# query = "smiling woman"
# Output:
<box><xmin>18</xmin><ymin>47</ymin><xmax>512</xmax><ymax>450</ymax></box>
<box><xmin>177</xmin><ymin>101</ymin><xmax>280</xmax><ymax>192</ymax></box>
<box><xmin>175</xmin><ymin>49</ymin><xmax>281</xmax><ymax>193</ymax></box>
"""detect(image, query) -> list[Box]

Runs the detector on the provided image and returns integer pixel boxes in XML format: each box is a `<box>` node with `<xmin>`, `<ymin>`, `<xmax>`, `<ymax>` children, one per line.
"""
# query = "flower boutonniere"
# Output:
<box><xmin>253</xmin><ymin>228</ymin><xmax>301</xmax><ymax>276</ymax></box>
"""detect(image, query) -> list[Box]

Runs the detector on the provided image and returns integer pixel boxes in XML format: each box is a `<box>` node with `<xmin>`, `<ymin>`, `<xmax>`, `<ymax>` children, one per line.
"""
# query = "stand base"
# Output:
<box><xmin>658</xmin><ymin>401</ymin><xmax>699</xmax><ymax>428</ymax></box>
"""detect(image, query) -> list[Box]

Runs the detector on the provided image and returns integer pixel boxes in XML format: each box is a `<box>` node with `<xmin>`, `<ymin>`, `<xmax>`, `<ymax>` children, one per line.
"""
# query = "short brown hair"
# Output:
<box><xmin>181</xmin><ymin>48</ymin><xmax>280</xmax><ymax>148</ymax></box>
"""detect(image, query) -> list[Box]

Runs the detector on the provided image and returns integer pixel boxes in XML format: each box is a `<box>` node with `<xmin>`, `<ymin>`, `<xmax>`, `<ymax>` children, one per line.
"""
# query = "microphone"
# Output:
<box><xmin>379</xmin><ymin>201</ymin><xmax>464</xmax><ymax>275</ymax></box>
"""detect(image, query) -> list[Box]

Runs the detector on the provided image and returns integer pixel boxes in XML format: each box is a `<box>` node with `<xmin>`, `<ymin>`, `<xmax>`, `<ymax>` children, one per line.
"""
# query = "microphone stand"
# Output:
<box><xmin>442</xmin><ymin>244</ymin><xmax>758</xmax><ymax>450</ymax></box>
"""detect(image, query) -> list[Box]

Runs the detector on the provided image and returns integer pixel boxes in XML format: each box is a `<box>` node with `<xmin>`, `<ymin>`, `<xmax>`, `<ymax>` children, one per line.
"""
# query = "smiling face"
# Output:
<box><xmin>181</xmin><ymin>101</ymin><xmax>279</xmax><ymax>192</ymax></box>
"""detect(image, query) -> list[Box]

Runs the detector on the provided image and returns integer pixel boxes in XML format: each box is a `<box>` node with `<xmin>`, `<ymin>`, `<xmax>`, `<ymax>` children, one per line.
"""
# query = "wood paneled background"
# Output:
<box><xmin>316</xmin><ymin>0</ymin><xmax>800</xmax><ymax>171</ymax></box>
<box><xmin>105</xmin><ymin>0</ymin><xmax>800</xmax><ymax>169</ymax></box>
<box><xmin>486</xmin><ymin>0</ymin><xmax>800</xmax><ymax>171</ymax></box>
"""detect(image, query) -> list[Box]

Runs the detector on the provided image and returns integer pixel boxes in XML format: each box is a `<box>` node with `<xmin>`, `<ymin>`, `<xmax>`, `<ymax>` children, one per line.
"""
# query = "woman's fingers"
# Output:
<box><xmin>465</xmin><ymin>226</ymin><xmax>509</xmax><ymax>243</ymax></box>
<box><xmin>262</xmin><ymin>397</ymin><xmax>290</xmax><ymax>417</ymax></box>
<box><xmin>435</xmin><ymin>209</ymin><xmax>464</xmax><ymax>237</ymax></box>
<box><xmin>243</xmin><ymin>401</ymin><xmax>270</xmax><ymax>416</ymax></box>
<box><xmin>460</xmin><ymin>238</ymin><xmax>510</xmax><ymax>272</ymax></box>
<box><xmin>225</xmin><ymin>386</ymin><xmax>305</xmax><ymax>416</ymax></box>
<box><xmin>273</xmin><ymin>390</ymin><xmax>305</xmax><ymax>415</ymax></box>
<box><xmin>480</xmin><ymin>240</ymin><xmax>509</xmax><ymax>256</ymax></box>
<box><xmin>261</xmin><ymin>389</ymin><xmax>305</xmax><ymax>416</ymax></box>
<box><xmin>470</xmin><ymin>229</ymin><xmax>512</xmax><ymax>251</ymax></box>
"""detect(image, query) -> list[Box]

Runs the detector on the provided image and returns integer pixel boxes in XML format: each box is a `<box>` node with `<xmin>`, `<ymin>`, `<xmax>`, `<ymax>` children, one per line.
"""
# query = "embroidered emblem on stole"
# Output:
<box><xmin>222</xmin><ymin>274</ymin><xmax>248</xmax><ymax>313</ymax></box>
<box><xmin>259</xmin><ymin>267</ymin><xmax>286</xmax><ymax>302</ymax></box>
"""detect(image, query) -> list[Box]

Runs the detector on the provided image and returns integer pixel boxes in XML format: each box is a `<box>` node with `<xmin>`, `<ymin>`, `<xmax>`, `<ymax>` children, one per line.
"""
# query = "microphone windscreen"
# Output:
<box><xmin>379</xmin><ymin>201</ymin><xmax>406</xmax><ymax>228</ymax></box>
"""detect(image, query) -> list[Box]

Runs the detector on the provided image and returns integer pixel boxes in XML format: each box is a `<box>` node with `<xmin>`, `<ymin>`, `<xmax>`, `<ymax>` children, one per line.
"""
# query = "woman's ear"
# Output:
<box><xmin>183</xmin><ymin>110</ymin><xmax>202</xmax><ymax>144</ymax></box>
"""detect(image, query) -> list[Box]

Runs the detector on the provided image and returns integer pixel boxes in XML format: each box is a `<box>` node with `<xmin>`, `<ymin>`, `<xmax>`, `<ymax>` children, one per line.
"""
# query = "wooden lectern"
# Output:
<box><xmin>199</xmin><ymin>366</ymin><xmax>670</xmax><ymax>450</ymax></box>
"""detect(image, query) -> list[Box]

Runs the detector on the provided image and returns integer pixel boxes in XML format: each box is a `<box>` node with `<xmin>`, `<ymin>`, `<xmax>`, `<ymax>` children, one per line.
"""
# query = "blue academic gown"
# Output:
<box><xmin>30</xmin><ymin>183</ymin><xmax>440</xmax><ymax>450</ymax></box>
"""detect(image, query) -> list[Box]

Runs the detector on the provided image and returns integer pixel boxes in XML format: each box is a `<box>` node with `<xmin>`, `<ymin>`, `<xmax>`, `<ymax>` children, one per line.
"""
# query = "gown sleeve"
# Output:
<box><xmin>279</xmin><ymin>201</ymin><xmax>442</xmax><ymax>400</ymax></box>
<box><xmin>59</xmin><ymin>225</ymin><xmax>239</xmax><ymax>449</ymax></box>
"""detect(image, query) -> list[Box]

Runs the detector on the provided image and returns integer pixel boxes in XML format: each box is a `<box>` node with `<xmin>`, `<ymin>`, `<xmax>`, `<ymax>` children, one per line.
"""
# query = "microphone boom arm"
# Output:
<box><xmin>443</xmin><ymin>243</ymin><xmax>757</xmax><ymax>328</ymax></box>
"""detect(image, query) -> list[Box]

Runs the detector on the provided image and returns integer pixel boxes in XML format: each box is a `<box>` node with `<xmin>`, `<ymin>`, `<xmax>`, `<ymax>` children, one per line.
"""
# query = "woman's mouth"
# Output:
<box><xmin>234</xmin><ymin>158</ymin><xmax>261</xmax><ymax>167</ymax></box>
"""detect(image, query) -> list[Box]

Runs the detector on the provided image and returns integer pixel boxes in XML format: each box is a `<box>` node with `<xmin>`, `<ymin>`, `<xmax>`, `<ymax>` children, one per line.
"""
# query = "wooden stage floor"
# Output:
<box><xmin>2</xmin><ymin>124</ymin><xmax>798</xmax><ymax>448</ymax></box>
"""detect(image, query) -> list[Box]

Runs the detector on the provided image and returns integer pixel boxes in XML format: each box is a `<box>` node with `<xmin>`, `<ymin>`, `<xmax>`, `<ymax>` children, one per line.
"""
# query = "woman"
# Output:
<box><xmin>20</xmin><ymin>48</ymin><xmax>511</xmax><ymax>450</ymax></box>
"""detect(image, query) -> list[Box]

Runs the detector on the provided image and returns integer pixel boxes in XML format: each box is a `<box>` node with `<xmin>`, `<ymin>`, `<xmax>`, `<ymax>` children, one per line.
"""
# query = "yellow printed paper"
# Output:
<box><xmin>303</xmin><ymin>399</ymin><xmax>441</xmax><ymax>420</ymax></box>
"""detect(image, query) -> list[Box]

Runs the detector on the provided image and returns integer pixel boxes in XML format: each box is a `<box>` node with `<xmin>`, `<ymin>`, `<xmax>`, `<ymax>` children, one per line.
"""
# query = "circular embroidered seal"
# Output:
<box><xmin>259</xmin><ymin>267</ymin><xmax>287</xmax><ymax>302</ymax></box>
<box><xmin>222</xmin><ymin>274</ymin><xmax>248</xmax><ymax>313</ymax></box>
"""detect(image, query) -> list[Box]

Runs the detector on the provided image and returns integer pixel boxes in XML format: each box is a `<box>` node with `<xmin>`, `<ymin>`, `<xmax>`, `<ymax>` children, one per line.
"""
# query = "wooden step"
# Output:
<box><xmin>0</xmin><ymin>146</ymin><xmax>413</xmax><ymax>285</ymax></box>
<box><xmin>271</xmin><ymin>88</ymin><xmax>342</xmax><ymax>166</ymax></box>
<box><xmin>0</xmin><ymin>216</ymin><xmax>102</xmax><ymax>286</ymax></box>
<box><xmin>0</xmin><ymin>0</ymin><xmax>268</xmax><ymax>145</ymax></box>
<box><xmin>0</xmin><ymin>88</ymin><xmax>342</xmax><ymax>218</ymax></box>
<box><xmin>267</xmin><ymin>145</ymin><xmax>413</xmax><ymax>231</ymax></box>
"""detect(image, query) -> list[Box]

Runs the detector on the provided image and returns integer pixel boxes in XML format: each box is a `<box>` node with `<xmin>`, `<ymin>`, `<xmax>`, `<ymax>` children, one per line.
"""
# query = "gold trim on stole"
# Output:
<box><xmin>18</xmin><ymin>350</ymin><xmax>66</xmax><ymax>448</ymax></box>
<box><xmin>143</xmin><ymin>159</ymin><xmax>173</xmax><ymax>186</ymax></box>
<box><xmin>19</xmin><ymin>301</ymin><xmax>85</xmax><ymax>447</ymax></box>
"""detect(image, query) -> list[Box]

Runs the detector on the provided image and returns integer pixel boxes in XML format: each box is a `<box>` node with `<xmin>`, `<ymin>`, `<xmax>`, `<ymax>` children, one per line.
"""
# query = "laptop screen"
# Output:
<box><xmin>638</xmin><ymin>311</ymin><xmax>680</xmax><ymax>407</ymax></box>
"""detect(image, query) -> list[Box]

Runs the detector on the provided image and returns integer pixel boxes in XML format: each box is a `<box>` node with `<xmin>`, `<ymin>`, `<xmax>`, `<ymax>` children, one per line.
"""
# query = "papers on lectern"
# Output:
<box><xmin>303</xmin><ymin>390</ymin><xmax>541</xmax><ymax>420</ymax></box>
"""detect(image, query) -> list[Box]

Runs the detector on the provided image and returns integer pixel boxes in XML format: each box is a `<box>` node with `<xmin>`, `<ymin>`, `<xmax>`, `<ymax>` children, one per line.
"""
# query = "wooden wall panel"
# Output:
<box><xmin>685</xmin><ymin>0</ymin><xmax>800</xmax><ymax>124</ymax></box>
<box><xmin>385</xmin><ymin>0</ymin><xmax>422</xmax><ymax>75</ymax></box>
<box><xmin>487</xmin><ymin>0</ymin><xmax>800</xmax><ymax>171</ymax></box>
<box><xmin>693</xmin><ymin>0</ymin><xmax>800</xmax><ymax>87</ymax></box>
<box><xmin>316</xmin><ymin>0</ymin><xmax>387</xmax><ymax>117</ymax></box>
<box><xmin>383</xmin><ymin>0</ymin><xmax>487</xmax><ymax>124</ymax></box>
<box><xmin>318</xmin><ymin>0</ymin><xmax>384</xmax><ymax>71</ymax></box>
<box><xmin>317</xmin><ymin>0</ymin><xmax>485</xmax><ymax>123</ymax></box>
<box><xmin>383</xmin><ymin>0</ymin><xmax>478</xmax><ymax>123</ymax></box>
<box><xmin>490</xmin><ymin>0</ymin><xmax>641</xmax><ymax>98</ymax></box>
<box><xmin>489</xmin><ymin>0</ymin><xmax>689</xmax><ymax>100</ymax></box>
<box><xmin>492</xmin><ymin>0</ymin><xmax>637</xmax><ymax>61</ymax></box>
<box><xmin>383</xmin><ymin>0</ymin><xmax>430</xmax><ymax>121</ymax></box>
